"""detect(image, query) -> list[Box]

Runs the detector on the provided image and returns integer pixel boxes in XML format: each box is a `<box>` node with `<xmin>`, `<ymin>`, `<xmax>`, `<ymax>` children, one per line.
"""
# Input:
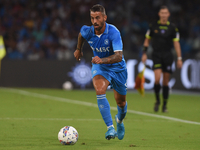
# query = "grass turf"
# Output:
<box><xmin>0</xmin><ymin>88</ymin><xmax>200</xmax><ymax>150</ymax></box>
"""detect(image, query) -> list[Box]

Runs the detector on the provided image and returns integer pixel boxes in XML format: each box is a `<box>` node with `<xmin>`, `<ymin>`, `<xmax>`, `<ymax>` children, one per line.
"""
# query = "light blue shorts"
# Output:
<box><xmin>92</xmin><ymin>64</ymin><xmax>127</xmax><ymax>95</ymax></box>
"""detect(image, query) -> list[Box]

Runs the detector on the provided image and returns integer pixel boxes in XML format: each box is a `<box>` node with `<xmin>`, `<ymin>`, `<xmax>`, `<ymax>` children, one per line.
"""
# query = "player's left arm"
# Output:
<box><xmin>173</xmin><ymin>41</ymin><xmax>182</xmax><ymax>68</ymax></box>
<box><xmin>91</xmin><ymin>51</ymin><xmax>122</xmax><ymax>64</ymax></box>
<box><xmin>173</xmin><ymin>27</ymin><xmax>182</xmax><ymax>69</ymax></box>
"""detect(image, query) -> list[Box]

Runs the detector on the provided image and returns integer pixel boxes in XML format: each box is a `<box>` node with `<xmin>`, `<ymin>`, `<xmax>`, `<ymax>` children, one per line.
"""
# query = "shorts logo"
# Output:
<box><xmin>93</xmin><ymin>70</ymin><xmax>97</xmax><ymax>75</ymax></box>
<box><xmin>88</xmin><ymin>41</ymin><xmax>93</xmax><ymax>44</ymax></box>
<box><xmin>154</xmin><ymin>30</ymin><xmax>158</xmax><ymax>33</ymax></box>
<box><xmin>104</xmin><ymin>39</ymin><xmax>109</xmax><ymax>45</ymax></box>
<box><xmin>167</xmin><ymin>66</ymin><xmax>171</xmax><ymax>70</ymax></box>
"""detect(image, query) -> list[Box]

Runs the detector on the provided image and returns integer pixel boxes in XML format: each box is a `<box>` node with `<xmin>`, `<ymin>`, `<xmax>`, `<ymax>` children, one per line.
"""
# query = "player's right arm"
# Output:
<box><xmin>142</xmin><ymin>38</ymin><xmax>150</xmax><ymax>63</ymax></box>
<box><xmin>74</xmin><ymin>25</ymin><xmax>90</xmax><ymax>61</ymax></box>
<box><xmin>74</xmin><ymin>32</ymin><xmax>85</xmax><ymax>61</ymax></box>
<box><xmin>142</xmin><ymin>26</ymin><xmax>152</xmax><ymax>63</ymax></box>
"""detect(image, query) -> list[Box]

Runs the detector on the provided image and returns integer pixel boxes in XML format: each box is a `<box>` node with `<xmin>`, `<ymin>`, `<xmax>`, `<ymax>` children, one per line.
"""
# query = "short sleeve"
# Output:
<box><xmin>145</xmin><ymin>24</ymin><xmax>153</xmax><ymax>39</ymax></box>
<box><xmin>80</xmin><ymin>25</ymin><xmax>90</xmax><ymax>40</ymax></box>
<box><xmin>111</xmin><ymin>31</ymin><xmax>123</xmax><ymax>51</ymax></box>
<box><xmin>172</xmin><ymin>27</ymin><xmax>180</xmax><ymax>41</ymax></box>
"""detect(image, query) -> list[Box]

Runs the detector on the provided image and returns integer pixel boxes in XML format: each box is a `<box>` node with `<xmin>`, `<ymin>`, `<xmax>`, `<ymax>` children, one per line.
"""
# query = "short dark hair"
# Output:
<box><xmin>90</xmin><ymin>4</ymin><xmax>106</xmax><ymax>15</ymax></box>
<box><xmin>159</xmin><ymin>5</ymin><xmax>169</xmax><ymax>11</ymax></box>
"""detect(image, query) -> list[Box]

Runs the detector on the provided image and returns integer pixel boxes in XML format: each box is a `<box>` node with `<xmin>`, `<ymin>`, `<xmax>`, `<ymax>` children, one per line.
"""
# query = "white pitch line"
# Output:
<box><xmin>1</xmin><ymin>88</ymin><xmax>200</xmax><ymax>125</ymax></box>
<box><xmin>0</xmin><ymin>118</ymin><xmax>102</xmax><ymax>121</ymax></box>
<box><xmin>0</xmin><ymin>118</ymin><xmax>172</xmax><ymax>122</ymax></box>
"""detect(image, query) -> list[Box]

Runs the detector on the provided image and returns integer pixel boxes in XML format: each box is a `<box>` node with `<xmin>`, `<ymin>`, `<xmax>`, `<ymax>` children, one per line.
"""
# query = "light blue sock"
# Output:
<box><xmin>117</xmin><ymin>101</ymin><xmax>127</xmax><ymax>122</ymax></box>
<box><xmin>97</xmin><ymin>94</ymin><xmax>113</xmax><ymax>127</ymax></box>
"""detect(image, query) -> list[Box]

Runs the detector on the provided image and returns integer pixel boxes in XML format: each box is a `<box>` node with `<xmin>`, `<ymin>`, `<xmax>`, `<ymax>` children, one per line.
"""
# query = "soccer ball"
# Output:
<box><xmin>58</xmin><ymin>126</ymin><xmax>78</xmax><ymax>145</ymax></box>
<box><xmin>62</xmin><ymin>81</ymin><xmax>73</xmax><ymax>90</ymax></box>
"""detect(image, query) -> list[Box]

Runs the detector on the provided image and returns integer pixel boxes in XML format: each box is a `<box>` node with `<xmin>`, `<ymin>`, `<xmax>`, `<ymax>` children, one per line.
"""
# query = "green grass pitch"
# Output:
<box><xmin>0</xmin><ymin>88</ymin><xmax>200</xmax><ymax>150</ymax></box>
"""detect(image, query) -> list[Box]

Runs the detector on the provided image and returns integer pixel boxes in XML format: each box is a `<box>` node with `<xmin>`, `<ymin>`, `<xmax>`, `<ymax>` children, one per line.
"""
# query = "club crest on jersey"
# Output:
<box><xmin>161</xmin><ymin>29</ymin><xmax>165</xmax><ymax>34</ymax></box>
<box><xmin>104</xmin><ymin>39</ymin><xmax>109</xmax><ymax>45</ymax></box>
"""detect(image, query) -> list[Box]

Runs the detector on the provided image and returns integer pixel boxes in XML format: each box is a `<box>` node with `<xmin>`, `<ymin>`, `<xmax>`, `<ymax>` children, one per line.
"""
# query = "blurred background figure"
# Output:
<box><xmin>0</xmin><ymin>0</ymin><xmax>199</xmax><ymax>60</ymax></box>
<box><xmin>141</xmin><ymin>6</ymin><xmax>182</xmax><ymax>113</ymax></box>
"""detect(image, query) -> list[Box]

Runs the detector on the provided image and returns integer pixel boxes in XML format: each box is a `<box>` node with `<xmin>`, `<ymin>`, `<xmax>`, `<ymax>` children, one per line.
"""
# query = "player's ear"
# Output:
<box><xmin>104</xmin><ymin>15</ymin><xmax>107</xmax><ymax>22</ymax></box>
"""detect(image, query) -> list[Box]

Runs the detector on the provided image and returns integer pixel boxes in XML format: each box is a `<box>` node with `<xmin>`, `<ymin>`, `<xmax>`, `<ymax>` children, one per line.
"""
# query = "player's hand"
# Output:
<box><xmin>141</xmin><ymin>53</ymin><xmax>147</xmax><ymax>63</ymax></box>
<box><xmin>91</xmin><ymin>56</ymin><xmax>103</xmax><ymax>64</ymax></box>
<box><xmin>74</xmin><ymin>49</ymin><xmax>83</xmax><ymax>61</ymax></box>
<box><xmin>177</xmin><ymin>60</ymin><xmax>182</xmax><ymax>69</ymax></box>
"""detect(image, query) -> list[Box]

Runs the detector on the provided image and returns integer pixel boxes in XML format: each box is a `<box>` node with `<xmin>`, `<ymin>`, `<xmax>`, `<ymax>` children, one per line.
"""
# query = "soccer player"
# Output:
<box><xmin>141</xmin><ymin>6</ymin><xmax>182</xmax><ymax>112</ymax></box>
<box><xmin>74</xmin><ymin>4</ymin><xmax>127</xmax><ymax>140</ymax></box>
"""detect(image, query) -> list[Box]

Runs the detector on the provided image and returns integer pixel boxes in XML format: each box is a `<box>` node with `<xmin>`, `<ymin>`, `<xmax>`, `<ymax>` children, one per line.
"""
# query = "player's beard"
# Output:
<box><xmin>94</xmin><ymin>21</ymin><xmax>104</xmax><ymax>31</ymax></box>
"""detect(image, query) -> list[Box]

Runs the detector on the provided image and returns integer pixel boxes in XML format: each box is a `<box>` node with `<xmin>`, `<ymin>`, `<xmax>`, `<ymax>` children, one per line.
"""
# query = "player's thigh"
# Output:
<box><xmin>152</xmin><ymin>52</ymin><xmax>163</xmax><ymax>84</ymax></box>
<box><xmin>92</xmin><ymin>64</ymin><xmax>110</xmax><ymax>95</ymax></box>
<box><xmin>110</xmin><ymin>69</ymin><xmax>127</xmax><ymax>98</ymax></box>
<box><xmin>113</xmin><ymin>89</ymin><xmax>126</xmax><ymax>107</ymax></box>
<box><xmin>93</xmin><ymin>75</ymin><xmax>110</xmax><ymax>95</ymax></box>
<box><xmin>163</xmin><ymin>72</ymin><xmax>170</xmax><ymax>86</ymax></box>
<box><xmin>162</xmin><ymin>52</ymin><xmax>173</xmax><ymax>74</ymax></box>
<box><xmin>154</xmin><ymin>69</ymin><xmax>162</xmax><ymax>84</ymax></box>
<box><xmin>152</xmin><ymin>52</ymin><xmax>162</xmax><ymax>71</ymax></box>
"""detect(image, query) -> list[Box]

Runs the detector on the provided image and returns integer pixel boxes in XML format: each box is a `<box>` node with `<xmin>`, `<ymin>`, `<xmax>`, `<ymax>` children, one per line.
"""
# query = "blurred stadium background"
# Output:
<box><xmin>0</xmin><ymin>0</ymin><xmax>199</xmax><ymax>92</ymax></box>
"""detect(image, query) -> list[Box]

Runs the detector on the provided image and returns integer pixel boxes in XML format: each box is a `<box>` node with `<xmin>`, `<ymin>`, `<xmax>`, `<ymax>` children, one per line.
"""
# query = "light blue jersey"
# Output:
<box><xmin>80</xmin><ymin>23</ymin><xmax>126</xmax><ymax>72</ymax></box>
<box><xmin>80</xmin><ymin>22</ymin><xmax>127</xmax><ymax>95</ymax></box>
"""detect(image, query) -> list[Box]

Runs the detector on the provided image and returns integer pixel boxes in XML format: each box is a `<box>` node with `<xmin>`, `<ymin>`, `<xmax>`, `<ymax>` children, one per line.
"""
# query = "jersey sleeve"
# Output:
<box><xmin>110</xmin><ymin>31</ymin><xmax>123</xmax><ymax>51</ymax></box>
<box><xmin>145</xmin><ymin>24</ymin><xmax>153</xmax><ymax>39</ymax></box>
<box><xmin>172</xmin><ymin>26</ymin><xmax>180</xmax><ymax>41</ymax></box>
<box><xmin>80</xmin><ymin>25</ymin><xmax>90</xmax><ymax>41</ymax></box>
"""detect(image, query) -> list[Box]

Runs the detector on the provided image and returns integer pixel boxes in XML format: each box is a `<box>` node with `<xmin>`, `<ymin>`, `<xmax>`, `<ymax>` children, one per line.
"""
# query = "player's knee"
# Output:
<box><xmin>163</xmin><ymin>79</ymin><xmax>169</xmax><ymax>86</ymax></box>
<box><xmin>154</xmin><ymin>76</ymin><xmax>160</xmax><ymax>84</ymax></box>
<box><xmin>155</xmin><ymin>80</ymin><xmax>160</xmax><ymax>84</ymax></box>
<box><xmin>95</xmin><ymin>88</ymin><xmax>106</xmax><ymax>95</ymax></box>
<box><xmin>117</xmin><ymin>100</ymin><xmax>126</xmax><ymax>107</ymax></box>
<box><xmin>163</xmin><ymin>81</ymin><xmax>168</xmax><ymax>86</ymax></box>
